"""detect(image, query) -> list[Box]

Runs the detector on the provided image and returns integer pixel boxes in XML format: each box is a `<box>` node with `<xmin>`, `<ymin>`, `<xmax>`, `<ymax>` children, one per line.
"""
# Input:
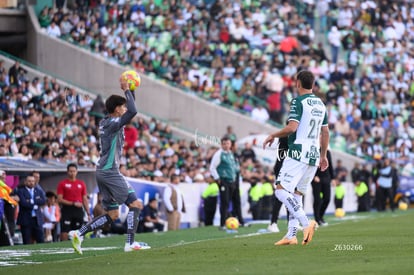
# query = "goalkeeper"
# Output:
<box><xmin>68</xmin><ymin>75</ymin><xmax>150</xmax><ymax>254</ymax></box>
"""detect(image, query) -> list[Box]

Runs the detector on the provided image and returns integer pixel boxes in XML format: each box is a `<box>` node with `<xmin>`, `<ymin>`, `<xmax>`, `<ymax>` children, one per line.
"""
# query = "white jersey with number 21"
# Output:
<box><xmin>287</xmin><ymin>94</ymin><xmax>328</xmax><ymax>166</ymax></box>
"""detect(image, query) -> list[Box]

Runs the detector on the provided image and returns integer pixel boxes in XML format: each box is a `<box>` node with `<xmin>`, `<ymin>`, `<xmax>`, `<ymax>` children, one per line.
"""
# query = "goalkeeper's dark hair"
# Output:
<box><xmin>105</xmin><ymin>95</ymin><xmax>126</xmax><ymax>114</ymax></box>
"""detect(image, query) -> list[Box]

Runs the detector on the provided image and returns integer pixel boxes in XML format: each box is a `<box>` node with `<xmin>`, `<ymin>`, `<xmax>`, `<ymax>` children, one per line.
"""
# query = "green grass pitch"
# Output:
<box><xmin>1</xmin><ymin>209</ymin><xmax>413</xmax><ymax>274</ymax></box>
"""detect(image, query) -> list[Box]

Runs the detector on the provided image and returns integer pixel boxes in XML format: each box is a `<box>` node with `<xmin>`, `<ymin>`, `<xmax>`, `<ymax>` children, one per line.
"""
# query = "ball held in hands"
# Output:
<box><xmin>121</xmin><ymin>70</ymin><xmax>141</xmax><ymax>91</ymax></box>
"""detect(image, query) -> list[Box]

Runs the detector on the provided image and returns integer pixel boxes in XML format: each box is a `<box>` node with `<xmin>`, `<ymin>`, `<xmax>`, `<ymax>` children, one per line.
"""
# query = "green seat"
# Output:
<box><xmin>242</xmin><ymin>0</ymin><xmax>252</xmax><ymax>8</ymax></box>
<box><xmin>157</xmin><ymin>43</ymin><xmax>167</xmax><ymax>54</ymax></box>
<box><xmin>252</xmin><ymin>48</ymin><xmax>262</xmax><ymax>59</ymax></box>
<box><xmin>264</xmin><ymin>43</ymin><xmax>274</xmax><ymax>54</ymax></box>
<box><xmin>168</xmin><ymin>49</ymin><xmax>178</xmax><ymax>57</ymax></box>
<box><xmin>219</xmin><ymin>43</ymin><xmax>229</xmax><ymax>54</ymax></box>
<box><xmin>146</xmin><ymin>35</ymin><xmax>158</xmax><ymax>48</ymax></box>
<box><xmin>155</xmin><ymin>15</ymin><xmax>165</xmax><ymax>30</ymax></box>
<box><xmin>230</xmin><ymin>43</ymin><xmax>239</xmax><ymax>52</ymax></box>
<box><xmin>159</xmin><ymin>31</ymin><xmax>172</xmax><ymax>46</ymax></box>
<box><xmin>145</xmin><ymin>16</ymin><xmax>153</xmax><ymax>29</ymax></box>
<box><xmin>209</xmin><ymin>43</ymin><xmax>216</xmax><ymax>51</ymax></box>
<box><xmin>318</xmin><ymin>78</ymin><xmax>329</xmax><ymax>93</ymax></box>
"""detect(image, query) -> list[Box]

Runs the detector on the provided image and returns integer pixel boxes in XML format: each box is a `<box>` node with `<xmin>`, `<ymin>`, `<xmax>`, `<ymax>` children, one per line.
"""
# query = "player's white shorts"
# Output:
<box><xmin>275</xmin><ymin>157</ymin><xmax>318</xmax><ymax>194</ymax></box>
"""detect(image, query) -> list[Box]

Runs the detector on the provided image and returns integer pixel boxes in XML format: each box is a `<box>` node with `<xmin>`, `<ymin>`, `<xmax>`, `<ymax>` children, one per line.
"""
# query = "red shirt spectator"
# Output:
<box><xmin>219</xmin><ymin>26</ymin><xmax>230</xmax><ymax>44</ymax></box>
<box><xmin>124</xmin><ymin>123</ymin><xmax>139</xmax><ymax>151</ymax></box>
<box><xmin>267</xmin><ymin>92</ymin><xmax>281</xmax><ymax>112</ymax></box>
<box><xmin>279</xmin><ymin>36</ymin><xmax>298</xmax><ymax>54</ymax></box>
<box><xmin>282</xmin><ymin>75</ymin><xmax>293</xmax><ymax>88</ymax></box>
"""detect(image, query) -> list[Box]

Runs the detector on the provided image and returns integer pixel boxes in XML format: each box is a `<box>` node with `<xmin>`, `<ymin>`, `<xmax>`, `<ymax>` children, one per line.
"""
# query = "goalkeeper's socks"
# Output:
<box><xmin>126</xmin><ymin>207</ymin><xmax>140</xmax><ymax>244</ymax></box>
<box><xmin>79</xmin><ymin>214</ymin><xmax>112</xmax><ymax>236</ymax></box>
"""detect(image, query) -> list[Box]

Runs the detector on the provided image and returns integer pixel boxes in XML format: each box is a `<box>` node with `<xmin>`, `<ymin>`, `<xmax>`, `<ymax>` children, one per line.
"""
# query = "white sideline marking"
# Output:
<box><xmin>0</xmin><ymin>247</ymin><xmax>118</xmax><ymax>266</ymax></box>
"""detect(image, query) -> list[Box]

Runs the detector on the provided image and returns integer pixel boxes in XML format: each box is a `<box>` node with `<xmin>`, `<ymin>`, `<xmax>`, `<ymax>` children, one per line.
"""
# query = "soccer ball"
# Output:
<box><xmin>335</xmin><ymin>208</ymin><xmax>345</xmax><ymax>218</ymax></box>
<box><xmin>225</xmin><ymin>217</ymin><xmax>239</xmax><ymax>230</ymax></box>
<box><xmin>399</xmin><ymin>201</ymin><xmax>408</xmax><ymax>211</ymax></box>
<box><xmin>121</xmin><ymin>70</ymin><xmax>141</xmax><ymax>91</ymax></box>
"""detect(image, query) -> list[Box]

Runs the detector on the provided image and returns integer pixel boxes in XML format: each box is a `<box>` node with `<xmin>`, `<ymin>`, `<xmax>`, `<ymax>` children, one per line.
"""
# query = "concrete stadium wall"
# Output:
<box><xmin>0</xmin><ymin>9</ymin><xmax>26</xmax><ymax>33</ymax></box>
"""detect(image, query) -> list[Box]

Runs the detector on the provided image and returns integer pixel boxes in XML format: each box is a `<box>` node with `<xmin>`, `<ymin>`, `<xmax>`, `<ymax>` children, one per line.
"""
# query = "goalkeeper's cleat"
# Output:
<box><xmin>69</xmin><ymin>230</ymin><xmax>84</xmax><ymax>255</ymax></box>
<box><xmin>274</xmin><ymin>236</ymin><xmax>298</xmax><ymax>245</ymax></box>
<box><xmin>302</xmin><ymin>220</ymin><xmax>318</xmax><ymax>245</ymax></box>
<box><xmin>124</xmin><ymin>241</ymin><xmax>151</xmax><ymax>252</ymax></box>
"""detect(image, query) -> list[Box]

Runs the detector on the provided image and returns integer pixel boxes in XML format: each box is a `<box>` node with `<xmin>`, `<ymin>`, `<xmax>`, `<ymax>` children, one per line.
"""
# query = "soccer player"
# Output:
<box><xmin>263</xmin><ymin>71</ymin><xmax>329</xmax><ymax>245</ymax></box>
<box><xmin>68</xmin><ymin>75</ymin><xmax>150</xmax><ymax>254</ymax></box>
<box><xmin>267</xmin><ymin>135</ymin><xmax>288</xmax><ymax>233</ymax></box>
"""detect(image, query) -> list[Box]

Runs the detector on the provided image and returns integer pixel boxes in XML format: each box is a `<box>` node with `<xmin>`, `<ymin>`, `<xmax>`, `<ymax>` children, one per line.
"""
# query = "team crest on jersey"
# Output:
<box><xmin>305</xmin><ymin>145</ymin><xmax>320</xmax><ymax>159</ymax></box>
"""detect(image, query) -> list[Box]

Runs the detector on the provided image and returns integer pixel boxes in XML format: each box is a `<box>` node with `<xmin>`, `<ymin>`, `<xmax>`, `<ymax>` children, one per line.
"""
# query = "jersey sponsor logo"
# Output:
<box><xmin>65</xmin><ymin>184</ymin><xmax>71</xmax><ymax>188</ymax></box>
<box><xmin>311</xmin><ymin>108</ymin><xmax>324</xmax><ymax>117</ymax></box>
<box><xmin>306</xmin><ymin>98</ymin><xmax>324</xmax><ymax>107</ymax></box>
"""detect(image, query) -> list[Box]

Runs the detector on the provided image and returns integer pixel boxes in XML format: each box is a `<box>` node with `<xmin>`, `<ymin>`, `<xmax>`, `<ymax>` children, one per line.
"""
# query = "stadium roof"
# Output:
<box><xmin>0</xmin><ymin>157</ymin><xmax>95</xmax><ymax>172</ymax></box>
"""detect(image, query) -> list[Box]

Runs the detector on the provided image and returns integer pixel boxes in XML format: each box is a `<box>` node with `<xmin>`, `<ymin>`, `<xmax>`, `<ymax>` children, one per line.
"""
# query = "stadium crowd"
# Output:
<box><xmin>0</xmin><ymin>59</ymin><xmax>272</xmax><ymax>184</ymax></box>
<box><xmin>36</xmin><ymin>0</ymin><xmax>414</xmax><ymax>166</ymax></box>
<box><xmin>1</xmin><ymin>0</ymin><xmax>414</xmax><ymax>243</ymax></box>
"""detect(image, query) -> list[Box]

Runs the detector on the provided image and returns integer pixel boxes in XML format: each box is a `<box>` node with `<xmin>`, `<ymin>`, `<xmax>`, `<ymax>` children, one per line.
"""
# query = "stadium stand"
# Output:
<box><xmin>0</xmin><ymin>53</ymin><xmax>277</xmax><ymax>186</ymax></box>
<box><xmin>35</xmin><ymin>0</ymin><xmax>414</xmax><ymax>166</ymax></box>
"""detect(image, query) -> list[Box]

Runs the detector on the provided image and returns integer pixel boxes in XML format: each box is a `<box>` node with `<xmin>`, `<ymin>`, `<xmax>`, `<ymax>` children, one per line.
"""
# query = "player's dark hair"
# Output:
<box><xmin>105</xmin><ymin>95</ymin><xmax>126</xmax><ymax>114</ymax></box>
<box><xmin>296</xmin><ymin>70</ymin><xmax>315</xmax><ymax>90</ymax></box>
<box><xmin>221</xmin><ymin>136</ymin><xmax>231</xmax><ymax>143</ymax></box>
<box><xmin>67</xmin><ymin>163</ymin><xmax>78</xmax><ymax>171</ymax></box>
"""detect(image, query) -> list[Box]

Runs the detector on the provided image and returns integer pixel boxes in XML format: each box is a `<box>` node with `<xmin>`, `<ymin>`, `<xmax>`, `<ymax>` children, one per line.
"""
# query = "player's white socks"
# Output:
<box><xmin>286</xmin><ymin>211</ymin><xmax>299</xmax><ymax>239</ymax></box>
<box><xmin>275</xmin><ymin>189</ymin><xmax>310</xmax><ymax>228</ymax></box>
<box><xmin>285</xmin><ymin>193</ymin><xmax>303</xmax><ymax>239</ymax></box>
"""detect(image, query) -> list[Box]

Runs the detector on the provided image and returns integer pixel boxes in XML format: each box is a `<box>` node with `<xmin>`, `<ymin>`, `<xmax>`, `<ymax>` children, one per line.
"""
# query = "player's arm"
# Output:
<box><xmin>320</xmin><ymin>125</ymin><xmax>329</xmax><ymax>159</ymax></box>
<box><xmin>163</xmin><ymin>187</ymin><xmax>174</xmax><ymax>212</ymax></box>
<box><xmin>119</xmin><ymin>76</ymin><xmax>138</xmax><ymax>126</ymax></box>
<box><xmin>262</xmin><ymin>120</ymin><xmax>298</xmax><ymax>148</ymax></box>
<box><xmin>120</xmin><ymin>90</ymin><xmax>138</xmax><ymax>126</ymax></box>
<box><xmin>263</xmin><ymin>98</ymin><xmax>300</xmax><ymax>149</ymax></box>
<box><xmin>319</xmin><ymin>125</ymin><xmax>330</xmax><ymax>171</ymax></box>
<box><xmin>209</xmin><ymin>150</ymin><xmax>221</xmax><ymax>183</ymax></box>
<box><xmin>57</xmin><ymin>194</ymin><xmax>74</xmax><ymax>206</ymax></box>
<box><xmin>82</xmin><ymin>194</ymin><xmax>91</xmax><ymax>218</ymax></box>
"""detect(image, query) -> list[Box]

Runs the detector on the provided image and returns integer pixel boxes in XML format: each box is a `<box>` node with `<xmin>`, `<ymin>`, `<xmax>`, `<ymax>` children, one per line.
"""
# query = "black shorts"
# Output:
<box><xmin>60</xmin><ymin>205</ymin><xmax>85</xmax><ymax>233</ymax></box>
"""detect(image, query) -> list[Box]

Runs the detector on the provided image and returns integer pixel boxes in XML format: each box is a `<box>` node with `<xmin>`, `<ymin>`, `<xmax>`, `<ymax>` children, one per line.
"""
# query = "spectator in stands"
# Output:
<box><xmin>251</xmin><ymin>104</ymin><xmax>269</xmax><ymax>124</ymax></box>
<box><xmin>8</xmin><ymin>61</ymin><xmax>21</xmax><ymax>87</ymax></box>
<box><xmin>47</xmin><ymin>20</ymin><xmax>61</xmax><ymax>38</ymax></box>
